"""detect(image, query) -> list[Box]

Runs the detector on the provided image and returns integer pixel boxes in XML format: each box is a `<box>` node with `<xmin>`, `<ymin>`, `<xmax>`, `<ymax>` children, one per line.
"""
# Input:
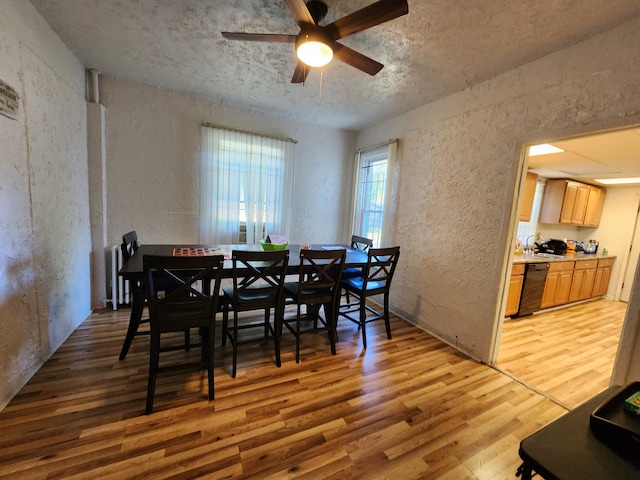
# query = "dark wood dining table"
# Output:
<box><xmin>118</xmin><ymin>243</ymin><xmax>369</xmax><ymax>281</ymax></box>
<box><xmin>116</xmin><ymin>243</ymin><xmax>368</xmax><ymax>361</ymax></box>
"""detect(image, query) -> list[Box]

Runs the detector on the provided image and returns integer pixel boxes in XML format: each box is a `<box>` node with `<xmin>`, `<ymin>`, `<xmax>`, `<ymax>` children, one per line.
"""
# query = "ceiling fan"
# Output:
<box><xmin>221</xmin><ymin>0</ymin><xmax>409</xmax><ymax>84</ymax></box>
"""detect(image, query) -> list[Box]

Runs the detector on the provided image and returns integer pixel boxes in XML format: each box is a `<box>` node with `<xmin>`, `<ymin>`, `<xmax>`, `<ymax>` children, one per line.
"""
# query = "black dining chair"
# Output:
<box><xmin>142</xmin><ymin>254</ymin><xmax>224</xmax><ymax>414</ymax></box>
<box><xmin>221</xmin><ymin>249</ymin><xmax>289</xmax><ymax>378</ymax></box>
<box><xmin>118</xmin><ymin>231</ymin><xmax>148</xmax><ymax>360</ymax></box>
<box><xmin>342</xmin><ymin>235</ymin><xmax>373</xmax><ymax>304</ymax></box>
<box><xmin>282</xmin><ymin>248</ymin><xmax>346</xmax><ymax>363</ymax></box>
<box><xmin>339</xmin><ymin>246</ymin><xmax>400</xmax><ymax>349</ymax></box>
<box><xmin>118</xmin><ymin>231</ymin><xmax>192</xmax><ymax>360</ymax></box>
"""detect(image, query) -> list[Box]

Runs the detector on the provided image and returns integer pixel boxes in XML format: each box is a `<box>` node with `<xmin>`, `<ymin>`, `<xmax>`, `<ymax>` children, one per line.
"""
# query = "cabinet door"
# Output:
<box><xmin>583</xmin><ymin>186</ymin><xmax>606</xmax><ymax>227</ymax></box>
<box><xmin>505</xmin><ymin>274</ymin><xmax>525</xmax><ymax>316</ymax></box>
<box><xmin>555</xmin><ymin>270</ymin><xmax>573</xmax><ymax>305</ymax></box>
<box><xmin>570</xmin><ymin>183</ymin><xmax>590</xmax><ymax>224</ymax></box>
<box><xmin>579</xmin><ymin>268</ymin><xmax>597</xmax><ymax>299</ymax></box>
<box><xmin>559</xmin><ymin>182</ymin><xmax>579</xmax><ymax>224</ymax></box>
<box><xmin>592</xmin><ymin>266</ymin><xmax>612</xmax><ymax>297</ymax></box>
<box><xmin>541</xmin><ymin>272</ymin><xmax>559</xmax><ymax>309</ymax></box>
<box><xmin>569</xmin><ymin>269</ymin><xmax>585</xmax><ymax>302</ymax></box>
<box><xmin>519</xmin><ymin>172</ymin><xmax>539</xmax><ymax>222</ymax></box>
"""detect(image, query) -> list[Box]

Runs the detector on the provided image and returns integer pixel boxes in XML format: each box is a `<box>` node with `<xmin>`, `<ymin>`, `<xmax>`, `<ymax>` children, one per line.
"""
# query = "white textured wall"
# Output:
<box><xmin>357</xmin><ymin>18</ymin><xmax>640</xmax><ymax>363</ymax></box>
<box><xmin>589</xmin><ymin>186</ymin><xmax>640</xmax><ymax>298</ymax></box>
<box><xmin>99</xmin><ymin>76</ymin><xmax>356</xmax><ymax>249</ymax></box>
<box><xmin>0</xmin><ymin>0</ymin><xmax>90</xmax><ymax>410</ymax></box>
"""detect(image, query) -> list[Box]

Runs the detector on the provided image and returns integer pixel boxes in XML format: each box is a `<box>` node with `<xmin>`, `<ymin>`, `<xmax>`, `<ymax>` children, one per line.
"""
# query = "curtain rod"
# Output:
<box><xmin>356</xmin><ymin>138</ymin><xmax>398</xmax><ymax>154</ymax></box>
<box><xmin>201</xmin><ymin>122</ymin><xmax>298</xmax><ymax>144</ymax></box>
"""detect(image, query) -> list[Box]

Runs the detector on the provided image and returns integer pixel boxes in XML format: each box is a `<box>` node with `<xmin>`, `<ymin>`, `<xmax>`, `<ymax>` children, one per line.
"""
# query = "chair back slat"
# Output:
<box><xmin>143</xmin><ymin>255</ymin><xmax>224</xmax><ymax>328</ymax></box>
<box><xmin>230</xmin><ymin>250</ymin><xmax>289</xmax><ymax>308</ymax></box>
<box><xmin>363</xmin><ymin>247</ymin><xmax>400</xmax><ymax>291</ymax></box>
<box><xmin>121</xmin><ymin>230</ymin><xmax>139</xmax><ymax>262</ymax></box>
<box><xmin>351</xmin><ymin>235</ymin><xmax>373</xmax><ymax>252</ymax></box>
<box><xmin>297</xmin><ymin>249</ymin><xmax>346</xmax><ymax>296</ymax></box>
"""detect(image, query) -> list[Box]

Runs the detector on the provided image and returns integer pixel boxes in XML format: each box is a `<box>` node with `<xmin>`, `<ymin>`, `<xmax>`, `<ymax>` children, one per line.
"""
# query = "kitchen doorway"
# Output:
<box><xmin>495</xmin><ymin>126</ymin><xmax>640</xmax><ymax>407</ymax></box>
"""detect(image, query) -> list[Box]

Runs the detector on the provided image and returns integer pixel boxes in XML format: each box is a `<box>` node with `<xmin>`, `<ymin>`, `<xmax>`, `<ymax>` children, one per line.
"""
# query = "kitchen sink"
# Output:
<box><xmin>534</xmin><ymin>252</ymin><xmax>566</xmax><ymax>259</ymax></box>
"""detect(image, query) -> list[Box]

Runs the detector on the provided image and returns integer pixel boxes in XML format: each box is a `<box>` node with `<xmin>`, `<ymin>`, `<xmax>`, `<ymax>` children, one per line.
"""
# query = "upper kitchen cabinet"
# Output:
<box><xmin>519</xmin><ymin>172</ymin><xmax>539</xmax><ymax>222</ymax></box>
<box><xmin>583</xmin><ymin>185</ymin><xmax>606</xmax><ymax>227</ymax></box>
<box><xmin>538</xmin><ymin>179</ymin><xmax>606</xmax><ymax>227</ymax></box>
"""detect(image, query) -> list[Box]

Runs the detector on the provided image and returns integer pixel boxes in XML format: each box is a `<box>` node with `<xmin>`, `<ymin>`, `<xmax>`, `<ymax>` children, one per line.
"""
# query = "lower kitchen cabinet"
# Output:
<box><xmin>541</xmin><ymin>261</ymin><xmax>574</xmax><ymax>309</ymax></box>
<box><xmin>569</xmin><ymin>259</ymin><xmax>598</xmax><ymax>302</ymax></box>
<box><xmin>505</xmin><ymin>264</ymin><xmax>525</xmax><ymax>317</ymax></box>
<box><xmin>592</xmin><ymin>258</ymin><xmax>615</xmax><ymax>297</ymax></box>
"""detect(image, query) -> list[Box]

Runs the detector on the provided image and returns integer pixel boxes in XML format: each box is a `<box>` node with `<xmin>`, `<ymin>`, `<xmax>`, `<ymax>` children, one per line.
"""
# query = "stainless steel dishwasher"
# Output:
<box><xmin>516</xmin><ymin>262</ymin><xmax>550</xmax><ymax>317</ymax></box>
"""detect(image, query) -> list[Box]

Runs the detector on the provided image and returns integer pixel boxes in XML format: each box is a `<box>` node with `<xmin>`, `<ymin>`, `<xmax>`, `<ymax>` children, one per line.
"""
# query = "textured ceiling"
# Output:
<box><xmin>29</xmin><ymin>0</ymin><xmax>640</xmax><ymax>131</ymax></box>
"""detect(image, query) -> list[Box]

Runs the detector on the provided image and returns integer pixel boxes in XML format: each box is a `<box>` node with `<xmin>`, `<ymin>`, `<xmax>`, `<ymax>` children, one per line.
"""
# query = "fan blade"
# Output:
<box><xmin>331</xmin><ymin>41</ymin><xmax>384</xmax><ymax>76</ymax></box>
<box><xmin>222</xmin><ymin>32</ymin><xmax>296</xmax><ymax>43</ymax></box>
<box><xmin>291</xmin><ymin>62</ymin><xmax>310</xmax><ymax>83</ymax></box>
<box><xmin>284</xmin><ymin>0</ymin><xmax>315</xmax><ymax>26</ymax></box>
<box><xmin>325</xmin><ymin>0</ymin><xmax>408</xmax><ymax>40</ymax></box>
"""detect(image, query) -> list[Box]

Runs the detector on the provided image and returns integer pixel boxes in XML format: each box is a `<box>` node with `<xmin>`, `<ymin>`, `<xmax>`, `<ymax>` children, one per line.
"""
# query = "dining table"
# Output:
<box><xmin>118</xmin><ymin>243</ymin><xmax>369</xmax><ymax>281</ymax></box>
<box><xmin>116</xmin><ymin>243</ymin><xmax>369</xmax><ymax>360</ymax></box>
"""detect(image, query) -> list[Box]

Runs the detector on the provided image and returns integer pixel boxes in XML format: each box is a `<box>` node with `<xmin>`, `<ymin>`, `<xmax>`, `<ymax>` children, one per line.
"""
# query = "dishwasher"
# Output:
<box><xmin>516</xmin><ymin>262</ymin><xmax>550</xmax><ymax>317</ymax></box>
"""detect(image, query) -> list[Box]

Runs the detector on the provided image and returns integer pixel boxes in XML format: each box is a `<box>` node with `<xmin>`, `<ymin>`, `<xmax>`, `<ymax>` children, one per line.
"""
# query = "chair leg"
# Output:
<box><xmin>360</xmin><ymin>296</ymin><xmax>367</xmax><ymax>349</ymax></box>
<box><xmin>184</xmin><ymin>329</ymin><xmax>191</xmax><ymax>351</ymax></box>
<box><xmin>274</xmin><ymin>305</ymin><xmax>282</xmax><ymax>368</ymax></box>
<box><xmin>384</xmin><ymin>293</ymin><xmax>392</xmax><ymax>340</ymax></box>
<box><xmin>206</xmin><ymin>325</ymin><xmax>215</xmax><ymax>400</ymax></box>
<box><xmin>232</xmin><ymin>312</ymin><xmax>238</xmax><ymax>378</ymax></box>
<box><xmin>221</xmin><ymin>303</ymin><xmax>229</xmax><ymax>346</ymax></box>
<box><xmin>119</xmin><ymin>291</ymin><xmax>145</xmax><ymax>361</ymax></box>
<box><xmin>145</xmin><ymin>331</ymin><xmax>161</xmax><ymax>414</ymax></box>
<box><xmin>324</xmin><ymin>301</ymin><xmax>337</xmax><ymax>355</ymax></box>
<box><xmin>295</xmin><ymin>304</ymin><xmax>302</xmax><ymax>363</ymax></box>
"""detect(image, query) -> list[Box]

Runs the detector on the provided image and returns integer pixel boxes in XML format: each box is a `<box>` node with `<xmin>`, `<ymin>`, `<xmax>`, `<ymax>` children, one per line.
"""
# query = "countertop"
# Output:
<box><xmin>513</xmin><ymin>252</ymin><xmax>617</xmax><ymax>264</ymax></box>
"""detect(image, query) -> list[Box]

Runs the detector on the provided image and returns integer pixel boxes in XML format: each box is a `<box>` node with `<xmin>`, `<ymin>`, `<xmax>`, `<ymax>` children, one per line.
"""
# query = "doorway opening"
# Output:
<box><xmin>494</xmin><ymin>126</ymin><xmax>640</xmax><ymax>408</ymax></box>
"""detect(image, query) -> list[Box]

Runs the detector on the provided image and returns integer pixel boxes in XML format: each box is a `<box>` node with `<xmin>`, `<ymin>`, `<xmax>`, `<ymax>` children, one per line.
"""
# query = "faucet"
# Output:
<box><xmin>525</xmin><ymin>233</ymin><xmax>543</xmax><ymax>254</ymax></box>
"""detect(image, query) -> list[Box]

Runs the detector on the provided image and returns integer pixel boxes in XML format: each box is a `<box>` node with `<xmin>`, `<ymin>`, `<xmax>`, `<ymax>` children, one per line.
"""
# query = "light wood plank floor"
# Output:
<box><xmin>496</xmin><ymin>298</ymin><xmax>627</xmax><ymax>409</ymax></box>
<box><xmin>0</xmin><ymin>306</ymin><xmax>573</xmax><ymax>479</ymax></box>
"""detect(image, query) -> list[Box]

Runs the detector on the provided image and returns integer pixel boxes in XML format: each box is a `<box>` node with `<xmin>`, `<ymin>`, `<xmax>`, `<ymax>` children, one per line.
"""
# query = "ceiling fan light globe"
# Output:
<box><xmin>297</xmin><ymin>41</ymin><xmax>333</xmax><ymax>67</ymax></box>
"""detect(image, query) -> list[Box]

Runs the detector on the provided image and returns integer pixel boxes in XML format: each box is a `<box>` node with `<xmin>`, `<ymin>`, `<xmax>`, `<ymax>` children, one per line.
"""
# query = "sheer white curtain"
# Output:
<box><xmin>199</xmin><ymin>125</ymin><xmax>295</xmax><ymax>244</ymax></box>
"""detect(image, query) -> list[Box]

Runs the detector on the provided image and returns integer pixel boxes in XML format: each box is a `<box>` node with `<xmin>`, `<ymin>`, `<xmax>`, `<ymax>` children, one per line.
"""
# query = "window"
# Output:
<box><xmin>199</xmin><ymin>125</ymin><xmax>295</xmax><ymax>244</ymax></box>
<box><xmin>351</xmin><ymin>141</ymin><xmax>397</xmax><ymax>247</ymax></box>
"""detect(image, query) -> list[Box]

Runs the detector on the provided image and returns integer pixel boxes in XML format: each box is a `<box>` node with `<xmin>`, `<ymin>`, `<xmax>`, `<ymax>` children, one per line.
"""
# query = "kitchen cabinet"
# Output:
<box><xmin>505</xmin><ymin>264</ymin><xmax>525</xmax><ymax>317</ymax></box>
<box><xmin>592</xmin><ymin>258</ymin><xmax>615</xmax><ymax>297</ymax></box>
<box><xmin>540</xmin><ymin>261</ymin><xmax>574</xmax><ymax>309</ymax></box>
<box><xmin>583</xmin><ymin>186</ymin><xmax>607</xmax><ymax>227</ymax></box>
<box><xmin>519</xmin><ymin>172</ymin><xmax>539</xmax><ymax>222</ymax></box>
<box><xmin>538</xmin><ymin>179</ymin><xmax>605</xmax><ymax>226</ymax></box>
<box><xmin>569</xmin><ymin>259</ymin><xmax>598</xmax><ymax>302</ymax></box>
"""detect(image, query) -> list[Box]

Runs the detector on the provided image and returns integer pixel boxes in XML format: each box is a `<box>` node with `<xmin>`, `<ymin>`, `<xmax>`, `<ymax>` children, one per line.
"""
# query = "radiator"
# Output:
<box><xmin>110</xmin><ymin>244</ymin><xmax>132</xmax><ymax>310</ymax></box>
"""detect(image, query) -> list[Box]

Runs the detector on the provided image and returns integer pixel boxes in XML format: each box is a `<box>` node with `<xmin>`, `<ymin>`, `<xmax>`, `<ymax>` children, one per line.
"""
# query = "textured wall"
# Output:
<box><xmin>98</xmin><ymin>76</ymin><xmax>356</xmax><ymax>249</ymax></box>
<box><xmin>0</xmin><ymin>0</ymin><xmax>90</xmax><ymax>410</ymax></box>
<box><xmin>357</xmin><ymin>18</ymin><xmax>640</xmax><ymax>363</ymax></box>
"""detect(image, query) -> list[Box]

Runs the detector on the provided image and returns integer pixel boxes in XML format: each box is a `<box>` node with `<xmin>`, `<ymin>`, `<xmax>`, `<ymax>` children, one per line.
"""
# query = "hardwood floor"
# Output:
<box><xmin>0</xmin><ymin>306</ymin><xmax>573</xmax><ymax>479</ymax></box>
<box><xmin>496</xmin><ymin>298</ymin><xmax>627</xmax><ymax>409</ymax></box>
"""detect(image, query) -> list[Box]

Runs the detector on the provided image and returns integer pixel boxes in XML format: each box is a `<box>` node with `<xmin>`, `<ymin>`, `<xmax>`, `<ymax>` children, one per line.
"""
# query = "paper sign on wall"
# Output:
<box><xmin>0</xmin><ymin>79</ymin><xmax>19</xmax><ymax>120</ymax></box>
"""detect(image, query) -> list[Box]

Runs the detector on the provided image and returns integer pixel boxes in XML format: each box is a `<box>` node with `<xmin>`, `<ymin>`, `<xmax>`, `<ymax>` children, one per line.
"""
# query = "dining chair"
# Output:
<box><xmin>118</xmin><ymin>231</ymin><xmax>194</xmax><ymax>361</ymax></box>
<box><xmin>338</xmin><ymin>246</ymin><xmax>400</xmax><ymax>349</ymax></box>
<box><xmin>282</xmin><ymin>249</ymin><xmax>346</xmax><ymax>363</ymax></box>
<box><xmin>221</xmin><ymin>249</ymin><xmax>289</xmax><ymax>378</ymax></box>
<box><xmin>342</xmin><ymin>235</ymin><xmax>374</xmax><ymax>305</ymax></box>
<box><xmin>143</xmin><ymin>254</ymin><xmax>224</xmax><ymax>414</ymax></box>
<box><xmin>118</xmin><ymin>231</ymin><xmax>148</xmax><ymax>360</ymax></box>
